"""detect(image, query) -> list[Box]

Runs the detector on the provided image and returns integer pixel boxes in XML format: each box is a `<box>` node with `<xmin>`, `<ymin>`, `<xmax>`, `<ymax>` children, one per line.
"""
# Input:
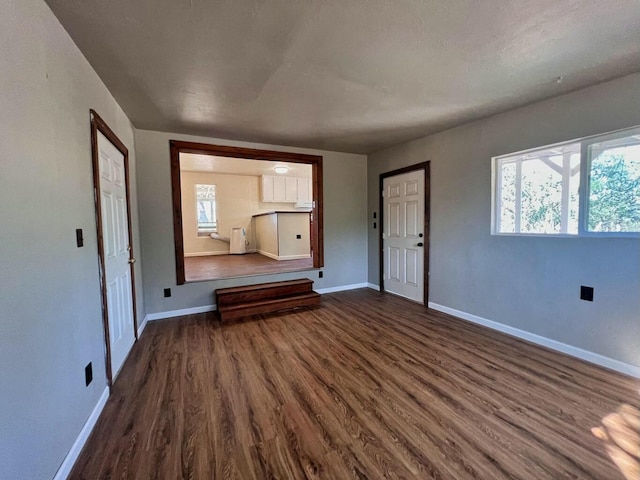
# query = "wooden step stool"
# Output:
<box><xmin>215</xmin><ymin>278</ymin><xmax>320</xmax><ymax>322</ymax></box>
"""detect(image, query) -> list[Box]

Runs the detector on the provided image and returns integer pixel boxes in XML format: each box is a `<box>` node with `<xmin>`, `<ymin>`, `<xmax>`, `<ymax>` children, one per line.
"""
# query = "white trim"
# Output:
<box><xmin>367</xmin><ymin>283</ymin><xmax>380</xmax><ymax>291</ymax></box>
<box><xmin>316</xmin><ymin>283</ymin><xmax>369</xmax><ymax>294</ymax></box>
<box><xmin>53</xmin><ymin>387</ymin><xmax>109</xmax><ymax>480</ymax></box>
<box><xmin>256</xmin><ymin>250</ymin><xmax>310</xmax><ymax>261</ymax></box>
<box><xmin>137</xmin><ymin>314</ymin><xmax>149</xmax><ymax>337</ymax></box>
<box><xmin>428</xmin><ymin>302</ymin><xmax>640</xmax><ymax>379</ymax></box>
<box><xmin>184</xmin><ymin>251</ymin><xmax>229</xmax><ymax>257</ymax></box>
<box><xmin>144</xmin><ymin>304</ymin><xmax>217</xmax><ymax>322</ymax></box>
<box><xmin>257</xmin><ymin>249</ymin><xmax>279</xmax><ymax>260</ymax></box>
<box><xmin>277</xmin><ymin>254</ymin><xmax>312</xmax><ymax>260</ymax></box>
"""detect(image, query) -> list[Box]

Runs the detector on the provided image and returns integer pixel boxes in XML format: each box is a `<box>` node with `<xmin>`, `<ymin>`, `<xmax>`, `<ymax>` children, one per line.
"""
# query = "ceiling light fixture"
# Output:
<box><xmin>274</xmin><ymin>166</ymin><xmax>289</xmax><ymax>174</ymax></box>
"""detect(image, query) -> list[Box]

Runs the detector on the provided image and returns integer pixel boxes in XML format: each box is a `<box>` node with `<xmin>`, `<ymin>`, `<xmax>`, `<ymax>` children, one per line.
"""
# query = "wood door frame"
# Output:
<box><xmin>379</xmin><ymin>162</ymin><xmax>431</xmax><ymax>305</ymax></box>
<box><xmin>169</xmin><ymin>140</ymin><xmax>324</xmax><ymax>285</ymax></box>
<box><xmin>90</xmin><ymin>109</ymin><xmax>138</xmax><ymax>388</ymax></box>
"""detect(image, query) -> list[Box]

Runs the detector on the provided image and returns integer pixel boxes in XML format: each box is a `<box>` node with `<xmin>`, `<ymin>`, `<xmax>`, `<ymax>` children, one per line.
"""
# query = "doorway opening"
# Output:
<box><xmin>379</xmin><ymin>162</ymin><xmax>430</xmax><ymax>304</ymax></box>
<box><xmin>170</xmin><ymin>141</ymin><xmax>324</xmax><ymax>284</ymax></box>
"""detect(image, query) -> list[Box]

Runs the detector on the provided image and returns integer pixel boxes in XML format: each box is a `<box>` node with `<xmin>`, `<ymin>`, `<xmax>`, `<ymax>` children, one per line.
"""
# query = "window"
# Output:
<box><xmin>584</xmin><ymin>133</ymin><xmax>640</xmax><ymax>233</ymax></box>
<box><xmin>196</xmin><ymin>184</ymin><xmax>217</xmax><ymax>235</ymax></box>
<box><xmin>493</xmin><ymin>126</ymin><xmax>640</xmax><ymax>236</ymax></box>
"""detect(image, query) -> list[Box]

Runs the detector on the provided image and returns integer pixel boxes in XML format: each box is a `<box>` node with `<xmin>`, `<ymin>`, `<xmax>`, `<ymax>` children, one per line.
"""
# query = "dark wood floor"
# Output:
<box><xmin>184</xmin><ymin>253</ymin><xmax>313</xmax><ymax>282</ymax></box>
<box><xmin>70</xmin><ymin>289</ymin><xmax>640</xmax><ymax>479</ymax></box>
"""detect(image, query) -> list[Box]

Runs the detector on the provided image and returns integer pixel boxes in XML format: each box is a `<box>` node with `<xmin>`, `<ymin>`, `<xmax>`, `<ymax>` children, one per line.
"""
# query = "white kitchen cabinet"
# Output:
<box><xmin>285</xmin><ymin>177</ymin><xmax>298</xmax><ymax>202</ymax></box>
<box><xmin>261</xmin><ymin>175</ymin><xmax>312</xmax><ymax>203</ymax></box>
<box><xmin>296</xmin><ymin>177</ymin><xmax>312</xmax><ymax>203</ymax></box>
<box><xmin>273</xmin><ymin>176</ymin><xmax>287</xmax><ymax>201</ymax></box>
<box><xmin>261</xmin><ymin>175</ymin><xmax>275</xmax><ymax>202</ymax></box>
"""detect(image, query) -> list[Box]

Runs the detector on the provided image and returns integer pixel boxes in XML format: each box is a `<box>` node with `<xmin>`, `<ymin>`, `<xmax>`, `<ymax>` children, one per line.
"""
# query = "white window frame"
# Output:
<box><xmin>195</xmin><ymin>184</ymin><xmax>217</xmax><ymax>236</ymax></box>
<box><xmin>492</xmin><ymin>125</ymin><xmax>640</xmax><ymax>238</ymax></box>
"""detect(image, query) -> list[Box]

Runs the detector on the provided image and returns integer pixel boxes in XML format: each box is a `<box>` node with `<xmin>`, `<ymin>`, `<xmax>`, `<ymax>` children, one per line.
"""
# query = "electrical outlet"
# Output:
<box><xmin>580</xmin><ymin>286</ymin><xmax>594</xmax><ymax>302</ymax></box>
<box><xmin>296</xmin><ymin>234</ymin><xmax>302</xmax><ymax>239</ymax></box>
<box><xmin>85</xmin><ymin>362</ymin><xmax>93</xmax><ymax>386</ymax></box>
<box><xmin>164</xmin><ymin>288</ymin><xmax>172</xmax><ymax>298</ymax></box>
<box><xmin>319</xmin><ymin>271</ymin><xmax>323</xmax><ymax>278</ymax></box>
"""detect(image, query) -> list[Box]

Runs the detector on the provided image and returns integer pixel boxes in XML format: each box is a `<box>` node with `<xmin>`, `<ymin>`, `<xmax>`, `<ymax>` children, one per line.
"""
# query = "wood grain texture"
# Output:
<box><xmin>185</xmin><ymin>253</ymin><xmax>313</xmax><ymax>282</ymax></box>
<box><xmin>216</xmin><ymin>279</ymin><xmax>320</xmax><ymax>321</ymax></box>
<box><xmin>69</xmin><ymin>289</ymin><xmax>640</xmax><ymax>480</ymax></box>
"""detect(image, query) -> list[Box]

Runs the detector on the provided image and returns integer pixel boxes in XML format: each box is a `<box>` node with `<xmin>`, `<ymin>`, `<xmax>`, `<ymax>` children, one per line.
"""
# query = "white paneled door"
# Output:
<box><xmin>383</xmin><ymin>169</ymin><xmax>425</xmax><ymax>303</ymax></box>
<box><xmin>97</xmin><ymin>130</ymin><xmax>135</xmax><ymax>378</ymax></box>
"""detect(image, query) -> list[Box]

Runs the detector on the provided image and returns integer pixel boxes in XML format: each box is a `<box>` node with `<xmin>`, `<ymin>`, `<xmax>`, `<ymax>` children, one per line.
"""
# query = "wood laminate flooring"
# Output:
<box><xmin>70</xmin><ymin>289</ymin><xmax>640</xmax><ymax>479</ymax></box>
<box><xmin>184</xmin><ymin>253</ymin><xmax>313</xmax><ymax>282</ymax></box>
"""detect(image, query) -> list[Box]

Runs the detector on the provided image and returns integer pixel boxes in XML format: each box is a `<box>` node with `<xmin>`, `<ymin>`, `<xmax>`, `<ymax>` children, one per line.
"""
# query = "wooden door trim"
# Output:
<box><xmin>90</xmin><ymin>109</ymin><xmax>138</xmax><ymax>388</ymax></box>
<box><xmin>379</xmin><ymin>162</ymin><xmax>431</xmax><ymax>305</ymax></box>
<box><xmin>169</xmin><ymin>140</ymin><xmax>324</xmax><ymax>285</ymax></box>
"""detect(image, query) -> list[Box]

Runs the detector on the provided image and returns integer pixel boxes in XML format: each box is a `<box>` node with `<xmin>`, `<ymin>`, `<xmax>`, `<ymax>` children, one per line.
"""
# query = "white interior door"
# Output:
<box><xmin>383</xmin><ymin>170</ymin><xmax>425</xmax><ymax>302</ymax></box>
<box><xmin>97</xmin><ymin>131</ymin><xmax>135</xmax><ymax>378</ymax></box>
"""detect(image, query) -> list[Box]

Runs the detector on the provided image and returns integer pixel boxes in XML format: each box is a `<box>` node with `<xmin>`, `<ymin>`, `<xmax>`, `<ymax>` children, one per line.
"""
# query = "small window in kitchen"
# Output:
<box><xmin>196</xmin><ymin>184</ymin><xmax>217</xmax><ymax>235</ymax></box>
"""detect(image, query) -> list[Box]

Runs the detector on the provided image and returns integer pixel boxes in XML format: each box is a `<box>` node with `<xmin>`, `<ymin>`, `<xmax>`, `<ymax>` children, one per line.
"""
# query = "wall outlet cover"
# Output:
<box><xmin>580</xmin><ymin>286</ymin><xmax>594</xmax><ymax>302</ymax></box>
<box><xmin>85</xmin><ymin>362</ymin><xmax>93</xmax><ymax>386</ymax></box>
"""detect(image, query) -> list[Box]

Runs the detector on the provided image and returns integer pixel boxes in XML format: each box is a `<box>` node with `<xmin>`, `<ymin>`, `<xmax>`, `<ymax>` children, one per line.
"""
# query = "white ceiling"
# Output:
<box><xmin>45</xmin><ymin>0</ymin><xmax>640</xmax><ymax>154</ymax></box>
<box><xmin>180</xmin><ymin>154</ymin><xmax>312</xmax><ymax>178</ymax></box>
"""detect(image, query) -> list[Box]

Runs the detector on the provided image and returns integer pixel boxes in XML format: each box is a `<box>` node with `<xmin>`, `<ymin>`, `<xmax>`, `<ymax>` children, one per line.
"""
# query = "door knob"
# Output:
<box><xmin>418</xmin><ymin>233</ymin><xmax>423</xmax><ymax>237</ymax></box>
<box><xmin>417</xmin><ymin>242</ymin><xmax>424</xmax><ymax>247</ymax></box>
<box><xmin>128</xmin><ymin>258</ymin><xmax>136</xmax><ymax>264</ymax></box>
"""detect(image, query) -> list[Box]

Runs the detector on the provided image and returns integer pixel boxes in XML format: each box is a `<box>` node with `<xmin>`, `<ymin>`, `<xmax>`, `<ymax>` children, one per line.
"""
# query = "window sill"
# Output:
<box><xmin>492</xmin><ymin>232</ymin><xmax>640</xmax><ymax>239</ymax></box>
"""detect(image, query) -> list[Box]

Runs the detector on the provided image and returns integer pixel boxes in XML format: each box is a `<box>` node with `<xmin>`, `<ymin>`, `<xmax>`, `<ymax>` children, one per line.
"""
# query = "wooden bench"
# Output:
<box><xmin>215</xmin><ymin>278</ymin><xmax>320</xmax><ymax>322</ymax></box>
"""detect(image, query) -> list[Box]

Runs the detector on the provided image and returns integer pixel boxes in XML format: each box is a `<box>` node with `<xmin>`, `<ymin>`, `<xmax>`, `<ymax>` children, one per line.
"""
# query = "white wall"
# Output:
<box><xmin>135</xmin><ymin>129</ymin><xmax>368</xmax><ymax>314</ymax></box>
<box><xmin>368</xmin><ymin>73</ymin><xmax>640</xmax><ymax>369</ymax></box>
<box><xmin>0</xmin><ymin>1</ymin><xmax>143</xmax><ymax>479</ymax></box>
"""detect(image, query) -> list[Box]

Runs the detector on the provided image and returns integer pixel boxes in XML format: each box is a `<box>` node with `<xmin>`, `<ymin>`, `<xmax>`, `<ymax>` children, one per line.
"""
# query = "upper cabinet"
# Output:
<box><xmin>261</xmin><ymin>175</ymin><xmax>312</xmax><ymax>203</ymax></box>
<box><xmin>296</xmin><ymin>177</ymin><xmax>311</xmax><ymax>203</ymax></box>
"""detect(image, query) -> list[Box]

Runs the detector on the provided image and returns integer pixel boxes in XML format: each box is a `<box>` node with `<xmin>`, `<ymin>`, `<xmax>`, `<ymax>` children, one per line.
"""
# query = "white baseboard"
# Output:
<box><xmin>316</xmin><ymin>283</ymin><xmax>369</xmax><ymax>294</ymax></box>
<box><xmin>185</xmin><ymin>251</ymin><xmax>229</xmax><ymax>257</ymax></box>
<box><xmin>428</xmin><ymin>302</ymin><xmax>640</xmax><ymax>379</ymax></box>
<box><xmin>144</xmin><ymin>304</ymin><xmax>217</xmax><ymax>322</ymax></box>
<box><xmin>367</xmin><ymin>283</ymin><xmax>380</xmax><ymax>291</ymax></box>
<box><xmin>137</xmin><ymin>315</ymin><xmax>148</xmax><ymax>337</ymax></box>
<box><xmin>53</xmin><ymin>387</ymin><xmax>109</xmax><ymax>480</ymax></box>
<box><xmin>256</xmin><ymin>250</ymin><xmax>309</xmax><ymax>261</ymax></box>
<box><xmin>257</xmin><ymin>249</ymin><xmax>279</xmax><ymax>260</ymax></box>
<box><xmin>278</xmin><ymin>254</ymin><xmax>311</xmax><ymax>260</ymax></box>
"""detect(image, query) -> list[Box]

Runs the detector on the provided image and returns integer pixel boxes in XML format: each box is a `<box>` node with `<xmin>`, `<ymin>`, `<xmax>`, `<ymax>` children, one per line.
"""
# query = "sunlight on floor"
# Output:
<box><xmin>592</xmin><ymin>392</ymin><xmax>640</xmax><ymax>480</ymax></box>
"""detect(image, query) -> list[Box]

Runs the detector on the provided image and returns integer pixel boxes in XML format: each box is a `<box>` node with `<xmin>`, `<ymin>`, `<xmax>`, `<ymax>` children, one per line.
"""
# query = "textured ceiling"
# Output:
<box><xmin>45</xmin><ymin>0</ymin><xmax>640</xmax><ymax>154</ymax></box>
